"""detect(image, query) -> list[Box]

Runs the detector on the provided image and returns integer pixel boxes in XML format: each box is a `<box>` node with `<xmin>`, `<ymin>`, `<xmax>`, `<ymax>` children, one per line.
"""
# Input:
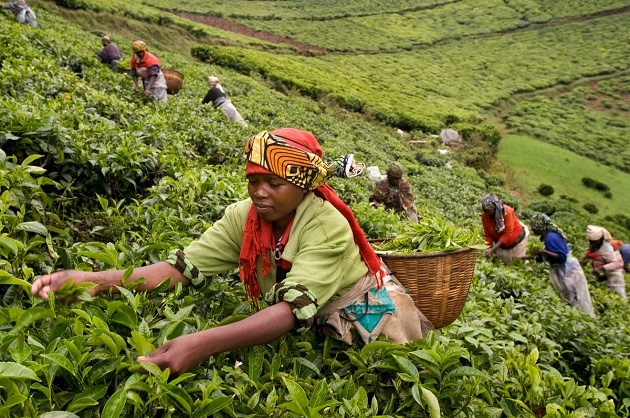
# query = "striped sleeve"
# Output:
<box><xmin>165</xmin><ymin>249</ymin><xmax>208</xmax><ymax>286</ymax></box>
<box><xmin>264</xmin><ymin>281</ymin><xmax>318</xmax><ymax>333</ymax></box>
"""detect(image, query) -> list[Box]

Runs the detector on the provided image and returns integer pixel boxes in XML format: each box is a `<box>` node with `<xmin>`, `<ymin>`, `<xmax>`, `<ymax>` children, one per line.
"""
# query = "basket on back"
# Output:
<box><xmin>162</xmin><ymin>69</ymin><xmax>184</xmax><ymax>94</ymax></box>
<box><xmin>378</xmin><ymin>247</ymin><xmax>478</xmax><ymax>328</ymax></box>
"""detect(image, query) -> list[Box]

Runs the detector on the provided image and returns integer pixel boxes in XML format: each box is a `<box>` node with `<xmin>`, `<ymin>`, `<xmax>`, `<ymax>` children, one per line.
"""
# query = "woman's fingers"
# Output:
<box><xmin>31</xmin><ymin>270</ymin><xmax>75</xmax><ymax>300</ymax></box>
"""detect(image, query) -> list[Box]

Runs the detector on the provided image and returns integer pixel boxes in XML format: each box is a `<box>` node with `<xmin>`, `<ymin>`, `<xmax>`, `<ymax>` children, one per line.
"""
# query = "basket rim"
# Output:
<box><xmin>376</xmin><ymin>246</ymin><xmax>478</xmax><ymax>259</ymax></box>
<box><xmin>162</xmin><ymin>68</ymin><xmax>184</xmax><ymax>79</ymax></box>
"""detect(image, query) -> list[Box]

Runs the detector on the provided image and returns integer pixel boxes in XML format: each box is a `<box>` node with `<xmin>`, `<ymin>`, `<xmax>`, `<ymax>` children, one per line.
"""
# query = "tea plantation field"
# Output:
<box><xmin>1</xmin><ymin>2</ymin><xmax>629</xmax><ymax>417</ymax></box>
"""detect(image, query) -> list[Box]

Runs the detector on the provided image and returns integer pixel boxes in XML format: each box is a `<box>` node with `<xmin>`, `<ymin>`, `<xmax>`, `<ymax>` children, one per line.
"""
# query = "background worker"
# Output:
<box><xmin>1</xmin><ymin>0</ymin><xmax>37</xmax><ymax>26</ymax></box>
<box><xmin>129</xmin><ymin>40</ymin><xmax>168</xmax><ymax>102</ymax></box>
<box><xmin>583</xmin><ymin>225</ymin><xmax>627</xmax><ymax>300</ymax></box>
<box><xmin>202</xmin><ymin>76</ymin><xmax>248</xmax><ymax>128</ymax></box>
<box><xmin>529</xmin><ymin>213</ymin><xmax>595</xmax><ymax>317</ymax></box>
<box><xmin>96</xmin><ymin>35</ymin><xmax>122</xmax><ymax>72</ymax></box>
<box><xmin>31</xmin><ymin>128</ymin><xmax>431</xmax><ymax>376</ymax></box>
<box><xmin>481</xmin><ymin>194</ymin><xmax>528</xmax><ymax>264</ymax></box>
<box><xmin>369</xmin><ymin>164</ymin><xmax>418</xmax><ymax>223</ymax></box>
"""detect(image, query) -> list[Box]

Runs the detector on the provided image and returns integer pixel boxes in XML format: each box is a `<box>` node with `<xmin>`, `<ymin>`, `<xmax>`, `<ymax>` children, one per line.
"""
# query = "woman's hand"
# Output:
<box><xmin>137</xmin><ymin>302</ymin><xmax>297</xmax><ymax>376</ymax></box>
<box><xmin>31</xmin><ymin>270</ymin><xmax>95</xmax><ymax>300</ymax></box>
<box><xmin>138</xmin><ymin>332</ymin><xmax>209</xmax><ymax>376</ymax></box>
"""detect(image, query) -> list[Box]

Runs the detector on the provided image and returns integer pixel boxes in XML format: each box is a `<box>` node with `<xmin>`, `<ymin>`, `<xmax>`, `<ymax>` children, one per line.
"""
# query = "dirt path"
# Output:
<box><xmin>173</xmin><ymin>11</ymin><xmax>327</xmax><ymax>55</ymax></box>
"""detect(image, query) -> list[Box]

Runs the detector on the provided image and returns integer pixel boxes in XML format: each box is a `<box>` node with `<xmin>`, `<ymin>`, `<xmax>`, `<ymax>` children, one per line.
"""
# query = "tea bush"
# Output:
<box><xmin>0</xmin><ymin>7</ymin><xmax>629</xmax><ymax>418</ymax></box>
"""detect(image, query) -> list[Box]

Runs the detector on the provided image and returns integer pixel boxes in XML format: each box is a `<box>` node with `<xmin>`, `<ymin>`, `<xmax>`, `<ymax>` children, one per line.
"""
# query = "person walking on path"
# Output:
<box><xmin>481</xmin><ymin>195</ymin><xmax>529</xmax><ymax>265</ymax></box>
<box><xmin>369</xmin><ymin>164</ymin><xmax>419</xmax><ymax>223</ymax></box>
<box><xmin>129</xmin><ymin>40</ymin><xmax>168</xmax><ymax>102</ymax></box>
<box><xmin>31</xmin><ymin>128</ymin><xmax>432</xmax><ymax>376</ymax></box>
<box><xmin>202</xmin><ymin>76</ymin><xmax>248</xmax><ymax>128</ymax></box>
<box><xmin>528</xmin><ymin>213</ymin><xmax>596</xmax><ymax>317</ymax></box>
<box><xmin>1</xmin><ymin>0</ymin><xmax>37</xmax><ymax>26</ymax></box>
<box><xmin>96</xmin><ymin>35</ymin><xmax>122</xmax><ymax>72</ymax></box>
<box><xmin>582</xmin><ymin>225</ymin><xmax>627</xmax><ymax>300</ymax></box>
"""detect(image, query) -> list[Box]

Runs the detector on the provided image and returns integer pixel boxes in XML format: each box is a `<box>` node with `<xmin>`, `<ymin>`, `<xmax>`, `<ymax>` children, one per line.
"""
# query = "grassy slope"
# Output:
<box><xmin>498</xmin><ymin>135</ymin><xmax>630</xmax><ymax>217</ymax></box>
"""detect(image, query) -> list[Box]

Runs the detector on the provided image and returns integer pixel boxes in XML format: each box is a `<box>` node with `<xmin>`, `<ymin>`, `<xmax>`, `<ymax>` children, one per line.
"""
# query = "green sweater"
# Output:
<box><xmin>166</xmin><ymin>192</ymin><xmax>368</xmax><ymax>330</ymax></box>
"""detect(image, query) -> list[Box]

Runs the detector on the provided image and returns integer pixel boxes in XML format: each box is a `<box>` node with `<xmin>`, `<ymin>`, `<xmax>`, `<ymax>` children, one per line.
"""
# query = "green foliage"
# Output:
<box><xmin>378</xmin><ymin>214</ymin><xmax>486</xmax><ymax>253</ymax></box>
<box><xmin>352</xmin><ymin>202</ymin><xmax>405</xmax><ymax>239</ymax></box>
<box><xmin>537</xmin><ymin>184</ymin><xmax>555</xmax><ymax>196</ymax></box>
<box><xmin>582</xmin><ymin>176</ymin><xmax>611</xmax><ymax>192</ymax></box>
<box><xmin>504</xmin><ymin>82</ymin><xmax>630</xmax><ymax>173</ymax></box>
<box><xmin>498</xmin><ymin>135</ymin><xmax>630</xmax><ymax>217</ymax></box>
<box><xmin>583</xmin><ymin>203</ymin><xmax>600</xmax><ymax>214</ymax></box>
<box><xmin>1</xmin><ymin>4</ymin><xmax>629</xmax><ymax>417</ymax></box>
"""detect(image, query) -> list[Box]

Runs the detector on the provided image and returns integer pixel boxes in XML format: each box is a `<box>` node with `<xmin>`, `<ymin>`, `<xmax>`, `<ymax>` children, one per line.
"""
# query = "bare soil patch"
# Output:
<box><xmin>173</xmin><ymin>11</ymin><xmax>327</xmax><ymax>55</ymax></box>
<box><xmin>583</xmin><ymin>80</ymin><xmax>630</xmax><ymax>112</ymax></box>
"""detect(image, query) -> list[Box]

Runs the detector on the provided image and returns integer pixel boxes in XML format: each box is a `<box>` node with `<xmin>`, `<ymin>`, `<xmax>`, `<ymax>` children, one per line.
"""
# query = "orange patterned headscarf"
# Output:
<box><xmin>244</xmin><ymin>130</ymin><xmax>337</xmax><ymax>190</ymax></box>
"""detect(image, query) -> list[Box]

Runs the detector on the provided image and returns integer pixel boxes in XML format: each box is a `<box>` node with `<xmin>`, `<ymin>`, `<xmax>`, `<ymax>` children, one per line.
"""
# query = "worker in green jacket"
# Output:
<box><xmin>31</xmin><ymin>128</ymin><xmax>431</xmax><ymax>375</ymax></box>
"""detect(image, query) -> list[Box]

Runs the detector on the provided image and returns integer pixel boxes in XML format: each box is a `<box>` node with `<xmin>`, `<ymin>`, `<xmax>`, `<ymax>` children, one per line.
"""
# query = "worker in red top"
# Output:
<box><xmin>481</xmin><ymin>195</ymin><xmax>529</xmax><ymax>264</ymax></box>
<box><xmin>129</xmin><ymin>40</ymin><xmax>168</xmax><ymax>102</ymax></box>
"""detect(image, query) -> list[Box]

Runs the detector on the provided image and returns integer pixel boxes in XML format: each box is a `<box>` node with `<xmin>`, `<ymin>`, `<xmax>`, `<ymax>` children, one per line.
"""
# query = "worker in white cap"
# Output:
<box><xmin>583</xmin><ymin>225</ymin><xmax>626</xmax><ymax>300</ymax></box>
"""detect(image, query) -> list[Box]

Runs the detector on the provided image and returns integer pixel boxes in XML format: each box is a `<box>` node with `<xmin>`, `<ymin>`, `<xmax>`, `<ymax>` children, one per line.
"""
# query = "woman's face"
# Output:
<box><xmin>483</xmin><ymin>206</ymin><xmax>495</xmax><ymax>218</ymax></box>
<box><xmin>247</xmin><ymin>174</ymin><xmax>307</xmax><ymax>229</ymax></box>
<box><xmin>135</xmin><ymin>50</ymin><xmax>146</xmax><ymax>59</ymax></box>
<box><xmin>589</xmin><ymin>238</ymin><xmax>603</xmax><ymax>251</ymax></box>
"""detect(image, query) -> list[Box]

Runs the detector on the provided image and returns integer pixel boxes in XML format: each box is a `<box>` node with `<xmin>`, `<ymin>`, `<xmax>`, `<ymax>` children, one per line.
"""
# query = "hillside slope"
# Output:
<box><xmin>0</xmin><ymin>5</ymin><xmax>629</xmax><ymax>417</ymax></box>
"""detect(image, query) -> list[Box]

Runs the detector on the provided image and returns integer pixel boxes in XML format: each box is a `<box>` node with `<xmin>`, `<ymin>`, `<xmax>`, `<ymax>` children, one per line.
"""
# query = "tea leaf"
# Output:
<box><xmin>0</xmin><ymin>362</ymin><xmax>40</xmax><ymax>381</ymax></box>
<box><xmin>157</xmin><ymin>381</ymin><xmax>193</xmax><ymax>414</ymax></box>
<box><xmin>101</xmin><ymin>388</ymin><xmax>127</xmax><ymax>418</ymax></box>
<box><xmin>198</xmin><ymin>396</ymin><xmax>233</xmax><ymax>417</ymax></box>
<box><xmin>392</xmin><ymin>355</ymin><xmax>419</xmax><ymax>381</ymax></box>
<box><xmin>16</xmin><ymin>221</ymin><xmax>48</xmax><ymax>236</ymax></box>
<box><xmin>282</xmin><ymin>377</ymin><xmax>309</xmax><ymax>415</ymax></box>
<box><xmin>11</xmin><ymin>307</ymin><xmax>53</xmax><ymax>334</ymax></box>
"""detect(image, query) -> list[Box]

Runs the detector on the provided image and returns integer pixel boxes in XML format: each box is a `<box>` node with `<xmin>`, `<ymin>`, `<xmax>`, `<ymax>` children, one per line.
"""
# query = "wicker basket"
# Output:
<box><xmin>162</xmin><ymin>69</ymin><xmax>184</xmax><ymax>94</ymax></box>
<box><xmin>378</xmin><ymin>247</ymin><xmax>478</xmax><ymax>328</ymax></box>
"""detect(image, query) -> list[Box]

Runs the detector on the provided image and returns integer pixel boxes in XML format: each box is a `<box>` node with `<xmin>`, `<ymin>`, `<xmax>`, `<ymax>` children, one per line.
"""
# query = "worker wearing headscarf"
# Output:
<box><xmin>369</xmin><ymin>164</ymin><xmax>418</xmax><ymax>222</ymax></box>
<box><xmin>31</xmin><ymin>128</ymin><xmax>432</xmax><ymax>376</ymax></box>
<box><xmin>481</xmin><ymin>194</ymin><xmax>528</xmax><ymax>264</ymax></box>
<box><xmin>129</xmin><ymin>40</ymin><xmax>168</xmax><ymax>102</ymax></box>
<box><xmin>96</xmin><ymin>35</ymin><xmax>122</xmax><ymax>72</ymax></box>
<box><xmin>202</xmin><ymin>75</ymin><xmax>248</xmax><ymax>128</ymax></box>
<box><xmin>1</xmin><ymin>0</ymin><xmax>37</xmax><ymax>26</ymax></box>
<box><xmin>529</xmin><ymin>213</ymin><xmax>595</xmax><ymax>317</ymax></box>
<box><xmin>583</xmin><ymin>225</ymin><xmax>626</xmax><ymax>300</ymax></box>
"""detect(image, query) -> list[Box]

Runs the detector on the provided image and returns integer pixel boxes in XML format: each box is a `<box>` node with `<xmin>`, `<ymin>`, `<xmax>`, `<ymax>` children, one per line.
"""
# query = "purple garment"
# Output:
<box><xmin>97</xmin><ymin>43</ymin><xmax>122</xmax><ymax>63</ymax></box>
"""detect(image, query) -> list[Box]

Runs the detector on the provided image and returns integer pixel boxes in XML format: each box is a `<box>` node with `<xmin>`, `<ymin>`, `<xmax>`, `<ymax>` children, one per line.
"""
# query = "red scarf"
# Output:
<box><xmin>130</xmin><ymin>51</ymin><xmax>161</xmax><ymax>69</ymax></box>
<box><xmin>238</xmin><ymin>183</ymin><xmax>384</xmax><ymax>309</ymax></box>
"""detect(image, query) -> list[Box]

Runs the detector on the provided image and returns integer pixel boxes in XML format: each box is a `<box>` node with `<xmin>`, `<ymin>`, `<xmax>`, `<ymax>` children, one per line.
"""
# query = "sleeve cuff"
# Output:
<box><xmin>264</xmin><ymin>281</ymin><xmax>318</xmax><ymax>333</ymax></box>
<box><xmin>165</xmin><ymin>249</ymin><xmax>208</xmax><ymax>286</ymax></box>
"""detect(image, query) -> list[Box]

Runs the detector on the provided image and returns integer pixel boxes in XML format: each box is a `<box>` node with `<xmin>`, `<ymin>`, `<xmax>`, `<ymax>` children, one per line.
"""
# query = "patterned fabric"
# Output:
<box><xmin>265</xmin><ymin>281</ymin><xmax>318</xmax><ymax>332</ymax></box>
<box><xmin>240</xmin><ymin>129</ymin><xmax>383</xmax><ymax>312</ymax></box>
<box><xmin>244</xmin><ymin>130</ymin><xmax>363</xmax><ymax>191</ymax></box>
<box><xmin>481</xmin><ymin>194</ymin><xmax>505</xmax><ymax>233</ymax></box>
<box><xmin>165</xmin><ymin>249</ymin><xmax>208</xmax><ymax>286</ymax></box>
<box><xmin>132</xmin><ymin>40</ymin><xmax>147</xmax><ymax>52</ymax></box>
<box><xmin>529</xmin><ymin>212</ymin><xmax>567</xmax><ymax>241</ymax></box>
<box><xmin>369</xmin><ymin>178</ymin><xmax>418</xmax><ymax>221</ymax></box>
